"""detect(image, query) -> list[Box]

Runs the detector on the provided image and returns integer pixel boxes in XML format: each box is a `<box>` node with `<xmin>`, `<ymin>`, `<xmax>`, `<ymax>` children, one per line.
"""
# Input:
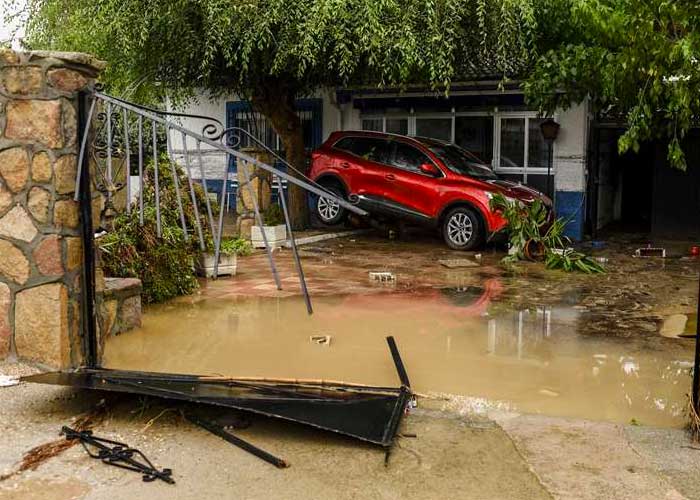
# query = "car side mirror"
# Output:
<box><xmin>419</xmin><ymin>163</ymin><xmax>441</xmax><ymax>177</ymax></box>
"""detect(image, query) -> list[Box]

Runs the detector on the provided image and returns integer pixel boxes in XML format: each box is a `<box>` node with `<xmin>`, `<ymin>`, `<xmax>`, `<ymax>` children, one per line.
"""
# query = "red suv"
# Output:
<box><xmin>309</xmin><ymin>131</ymin><xmax>551</xmax><ymax>250</ymax></box>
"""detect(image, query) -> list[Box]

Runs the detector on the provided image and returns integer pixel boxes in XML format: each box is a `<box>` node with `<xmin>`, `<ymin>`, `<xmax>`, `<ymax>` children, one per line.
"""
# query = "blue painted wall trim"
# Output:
<box><xmin>555</xmin><ymin>191</ymin><xmax>585</xmax><ymax>241</ymax></box>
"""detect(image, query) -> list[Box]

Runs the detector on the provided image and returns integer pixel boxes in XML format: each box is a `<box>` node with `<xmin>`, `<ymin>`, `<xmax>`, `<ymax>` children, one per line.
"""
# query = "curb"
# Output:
<box><xmin>284</xmin><ymin>229</ymin><xmax>371</xmax><ymax>248</ymax></box>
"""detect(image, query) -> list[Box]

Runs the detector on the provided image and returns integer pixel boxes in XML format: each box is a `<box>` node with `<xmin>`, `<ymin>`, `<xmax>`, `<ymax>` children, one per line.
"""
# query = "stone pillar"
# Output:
<box><xmin>235</xmin><ymin>148</ymin><xmax>273</xmax><ymax>239</ymax></box>
<box><xmin>0</xmin><ymin>49</ymin><xmax>104</xmax><ymax>368</ymax></box>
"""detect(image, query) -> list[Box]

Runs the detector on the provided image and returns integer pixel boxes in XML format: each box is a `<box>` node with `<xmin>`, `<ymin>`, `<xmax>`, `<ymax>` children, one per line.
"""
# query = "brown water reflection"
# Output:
<box><xmin>103</xmin><ymin>287</ymin><xmax>694</xmax><ymax>428</ymax></box>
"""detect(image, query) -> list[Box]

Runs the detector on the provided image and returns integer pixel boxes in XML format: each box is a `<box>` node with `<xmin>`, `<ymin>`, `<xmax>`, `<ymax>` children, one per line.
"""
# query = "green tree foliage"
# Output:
<box><xmin>16</xmin><ymin>0</ymin><xmax>536</xmax><ymax>100</ymax></box>
<box><xmin>12</xmin><ymin>0</ymin><xmax>538</xmax><ymax>227</ymax></box>
<box><xmin>525</xmin><ymin>0</ymin><xmax>700</xmax><ymax>170</ymax></box>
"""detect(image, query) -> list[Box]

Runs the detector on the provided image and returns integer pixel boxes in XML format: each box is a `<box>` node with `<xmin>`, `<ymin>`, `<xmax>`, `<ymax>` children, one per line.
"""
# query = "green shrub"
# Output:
<box><xmin>100</xmin><ymin>207</ymin><xmax>199</xmax><ymax>304</ymax></box>
<box><xmin>218</xmin><ymin>237</ymin><xmax>253</xmax><ymax>256</ymax></box>
<box><xmin>99</xmin><ymin>155</ymin><xmax>216</xmax><ymax>304</ymax></box>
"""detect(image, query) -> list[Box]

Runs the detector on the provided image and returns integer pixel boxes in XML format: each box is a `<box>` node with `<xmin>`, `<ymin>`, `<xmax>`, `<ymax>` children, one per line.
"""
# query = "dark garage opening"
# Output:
<box><xmin>589</xmin><ymin>126</ymin><xmax>700</xmax><ymax>240</ymax></box>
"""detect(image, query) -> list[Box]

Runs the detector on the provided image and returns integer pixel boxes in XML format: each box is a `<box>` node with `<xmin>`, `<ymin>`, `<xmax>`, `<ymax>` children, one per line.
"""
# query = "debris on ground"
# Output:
<box><xmin>635</xmin><ymin>247</ymin><xmax>666</xmax><ymax>258</ymax></box>
<box><xmin>0</xmin><ymin>399</ymin><xmax>108</xmax><ymax>481</ymax></box>
<box><xmin>438</xmin><ymin>259</ymin><xmax>480</xmax><ymax>269</ymax></box>
<box><xmin>310</xmin><ymin>335</ymin><xmax>332</xmax><ymax>346</ymax></box>
<box><xmin>687</xmin><ymin>399</ymin><xmax>700</xmax><ymax>443</ymax></box>
<box><xmin>22</xmin><ymin>337</ymin><xmax>413</xmax><ymax>466</ymax></box>
<box><xmin>0</xmin><ymin>375</ymin><xmax>19</xmax><ymax>387</ymax></box>
<box><xmin>660</xmin><ymin>314</ymin><xmax>688</xmax><ymax>338</ymax></box>
<box><xmin>62</xmin><ymin>426</ymin><xmax>174</xmax><ymax>484</ymax></box>
<box><xmin>369</xmin><ymin>271</ymin><xmax>396</xmax><ymax>284</ymax></box>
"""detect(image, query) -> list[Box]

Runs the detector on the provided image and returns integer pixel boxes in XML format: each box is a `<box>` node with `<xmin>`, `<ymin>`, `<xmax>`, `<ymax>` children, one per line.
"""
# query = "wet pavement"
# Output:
<box><xmin>103</xmin><ymin>231</ymin><xmax>698</xmax><ymax>429</ymax></box>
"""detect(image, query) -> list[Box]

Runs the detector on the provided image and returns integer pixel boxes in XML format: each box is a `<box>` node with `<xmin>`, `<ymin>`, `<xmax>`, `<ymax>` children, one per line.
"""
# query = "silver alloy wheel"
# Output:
<box><xmin>317</xmin><ymin>196</ymin><xmax>340</xmax><ymax>222</ymax></box>
<box><xmin>446</xmin><ymin>212</ymin><xmax>474</xmax><ymax>246</ymax></box>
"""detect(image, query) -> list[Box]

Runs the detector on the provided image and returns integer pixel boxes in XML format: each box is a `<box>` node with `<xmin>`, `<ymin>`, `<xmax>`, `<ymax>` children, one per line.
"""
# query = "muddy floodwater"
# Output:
<box><xmin>103</xmin><ymin>286</ymin><xmax>695</xmax><ymax>429</ymax></box>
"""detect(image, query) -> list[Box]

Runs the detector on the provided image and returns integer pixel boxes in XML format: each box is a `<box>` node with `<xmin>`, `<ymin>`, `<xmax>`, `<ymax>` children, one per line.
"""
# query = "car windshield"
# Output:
<box><xmin>426</xmin><ymin>142</ymin><xmax>498</xmax><ymax>180</ymax></box>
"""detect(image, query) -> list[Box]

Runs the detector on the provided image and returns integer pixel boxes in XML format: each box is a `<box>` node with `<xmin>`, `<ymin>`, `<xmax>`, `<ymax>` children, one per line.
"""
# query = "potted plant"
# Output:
<box><xmin>251</xmin><ymin>204</ymin><xmax>287</xmax><ymax>249</ymax></box>
<box><xmin>198</xmin><ymin>237</ymin><xmax>252</xmax><ymax>278</ymax></box>
<box><xmin>490</xmin><ymin>193</ymin><xmax>604</xmax><ymax>273</ymax></box>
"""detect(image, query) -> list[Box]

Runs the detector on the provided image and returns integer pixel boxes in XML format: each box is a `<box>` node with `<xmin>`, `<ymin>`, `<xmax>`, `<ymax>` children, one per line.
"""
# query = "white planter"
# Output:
<box><xmin>197</xmin><ymin>252</ymin><xmax>237</xmax><ymax>278</ymax></box>
<box><xmin>251</xmin><ymin>224</ymin><xmax>287</xmax><ymax>249</ymax></box>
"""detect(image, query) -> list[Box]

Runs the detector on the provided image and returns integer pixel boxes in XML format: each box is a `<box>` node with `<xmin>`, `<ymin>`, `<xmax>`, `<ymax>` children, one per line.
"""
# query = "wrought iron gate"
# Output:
<box><xmin>73</xmin><ymin>90</ymin><xmax>366</xmax><ymax>365</ymax></box>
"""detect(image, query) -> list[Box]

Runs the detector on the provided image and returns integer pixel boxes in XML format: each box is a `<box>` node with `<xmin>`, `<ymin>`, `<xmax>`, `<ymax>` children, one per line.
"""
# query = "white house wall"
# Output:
<box><xmin>165</xmin><ymin>93</ymin><xmax>230</xmax><ymax>182</ymax></box>
<box><xmin>553</xmin><ymin>102</ymin><xmax>588</xmax><ymax>194</ymax></box>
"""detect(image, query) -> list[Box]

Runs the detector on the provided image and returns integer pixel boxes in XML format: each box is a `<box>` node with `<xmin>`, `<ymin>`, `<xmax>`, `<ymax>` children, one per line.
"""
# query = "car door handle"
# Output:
<box><xmin>385</xmin><ymin>174</ymin><xmax>396</xmax><ymax>180</ymax></box>
<box><xmin>339</xmin><ymin>161</ymin><xmax>350</xmax><ymax>169</ymax></box>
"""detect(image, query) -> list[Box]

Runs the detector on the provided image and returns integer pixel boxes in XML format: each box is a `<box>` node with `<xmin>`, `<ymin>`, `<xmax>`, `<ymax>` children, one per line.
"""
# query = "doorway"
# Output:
<box><xmin>589</xmin><ymin>126</ymin><xmax>654</xmax><ymax>235</ymax></box>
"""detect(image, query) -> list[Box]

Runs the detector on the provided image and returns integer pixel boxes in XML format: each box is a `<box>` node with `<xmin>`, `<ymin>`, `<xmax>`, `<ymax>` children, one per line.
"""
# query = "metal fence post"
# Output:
<box><xmin>78</xmin><ymin>90</ymin><xmax>98</xmax><ymax>368</ymax></box>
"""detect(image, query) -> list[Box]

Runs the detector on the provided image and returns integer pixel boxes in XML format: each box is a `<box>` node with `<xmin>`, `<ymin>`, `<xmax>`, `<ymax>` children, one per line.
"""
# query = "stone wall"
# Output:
<box><xmin>0</xmin><ymin>49</ymin><xmax>104</xmax><ymax>368</ymax></box>
<box><xmin>97</xmin><ymin>277</ymin><xmax>142</xmax><ymax>361</ymax></box>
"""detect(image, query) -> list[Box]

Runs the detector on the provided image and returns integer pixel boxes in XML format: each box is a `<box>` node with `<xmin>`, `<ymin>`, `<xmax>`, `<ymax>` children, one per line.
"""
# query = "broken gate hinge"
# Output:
<box><xmin>61</xmin><ymin>426</ymin><xmax>174</xmax><ymax>484</ymax></box>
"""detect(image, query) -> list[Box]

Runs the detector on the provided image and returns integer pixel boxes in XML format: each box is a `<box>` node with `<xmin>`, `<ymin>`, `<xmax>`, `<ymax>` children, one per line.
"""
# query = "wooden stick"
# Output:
<box><xmin>198</xmin><ymin>375</ymin><xmax>393</xmax><ymax>390</ymax></box>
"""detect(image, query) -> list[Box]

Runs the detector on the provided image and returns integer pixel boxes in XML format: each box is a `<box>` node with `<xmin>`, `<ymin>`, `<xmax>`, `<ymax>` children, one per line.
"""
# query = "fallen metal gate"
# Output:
<box><xmin>23</xmin><ymin>90</ymin><xmax>412</xmax><ymax>459</ymax></box>
<box><xmin>24</xmin><ymin>336</ymin><xmax>412</xmax><ymax>452</ymax></box>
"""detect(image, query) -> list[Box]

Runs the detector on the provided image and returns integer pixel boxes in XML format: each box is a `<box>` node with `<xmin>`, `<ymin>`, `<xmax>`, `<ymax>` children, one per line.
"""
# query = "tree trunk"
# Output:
<box><xmin>251</xmin><ymin>79</ymin><xmax>308</xmax><ymax>230</ymax></box>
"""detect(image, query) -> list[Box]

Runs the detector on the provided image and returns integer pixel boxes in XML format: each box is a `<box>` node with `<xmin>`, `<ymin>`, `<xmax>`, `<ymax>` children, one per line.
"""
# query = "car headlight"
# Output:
<box><xmin>486</xmin><ymin>192</ymin><xmax>526</xmax><ymax>208</ymax></box>
<box><xmin>505</xmin><ymin>195</ymin><xmax>524</xmax><ymax>207</ymax></box>
<box><xmin>486</xmin><ymin>192</ymin><xmax>517</xmax><ymax>204</ymax></box>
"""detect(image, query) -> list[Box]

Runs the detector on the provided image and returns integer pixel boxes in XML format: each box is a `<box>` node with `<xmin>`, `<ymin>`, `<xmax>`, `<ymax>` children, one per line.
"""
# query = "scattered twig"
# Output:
<box><xmin>140</xmin><ymin>407</ymin><xmax>177</xmax><ymax>433</ymax></box>
<box><xmin>0</xmin><ymin>399</ymin><xmax>108</xmax><ymax>482</ymax></box>
<box><xmin>686</xmin><ymin>395</ymin><xmax>700</xmax><ymax>443</ymax></box>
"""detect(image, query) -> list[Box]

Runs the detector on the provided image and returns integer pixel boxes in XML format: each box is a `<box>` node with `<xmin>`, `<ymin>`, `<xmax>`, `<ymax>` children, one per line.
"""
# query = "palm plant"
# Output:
<box><xmin>490</xmin><ymin>193</ymin><xmax>604</xmax><ymax>273</ymax></box>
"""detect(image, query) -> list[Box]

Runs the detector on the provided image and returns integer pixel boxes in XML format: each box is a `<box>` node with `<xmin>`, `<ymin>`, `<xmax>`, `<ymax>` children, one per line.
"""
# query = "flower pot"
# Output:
<box><xmin>251</xmin><ymin>224</ymin><xmax>287</xmax><ymax>249</ymax></box>
<box><xmin>197</xmin><ymin>252</ymin><xmax>237</xmax><ymax>278</ymax></box>
<box><xmin>523</xmin><ymin>239</ymin><xmax>545</xmax><ymax>261</ymax></box>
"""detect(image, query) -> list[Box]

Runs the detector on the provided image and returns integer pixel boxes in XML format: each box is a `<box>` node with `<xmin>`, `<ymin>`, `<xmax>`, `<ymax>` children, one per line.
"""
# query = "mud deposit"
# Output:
<box><xmin>103</xmin><ymin>287</ymin><xmax>695</xmax><ymax>429</ymax></box>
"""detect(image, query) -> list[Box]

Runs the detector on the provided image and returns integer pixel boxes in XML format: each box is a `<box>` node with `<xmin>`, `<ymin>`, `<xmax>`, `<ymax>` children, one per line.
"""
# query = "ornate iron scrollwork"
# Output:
<box><xmin>91</xmin><ymin>103</ymin><xmax>127</xmax><ymax>228</ymax></box>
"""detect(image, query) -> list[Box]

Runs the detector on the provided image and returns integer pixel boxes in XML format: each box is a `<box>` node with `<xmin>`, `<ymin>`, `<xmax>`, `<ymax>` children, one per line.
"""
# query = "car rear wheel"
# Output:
<box><xmin>316</xmin><ymin>187</ymin><xmax>347</xmax><ymax>225</ymax></box>
<box><xmin>442</xmin><ymin>206</ymin><xmax>483</xmax><ymax>250</ymax></box>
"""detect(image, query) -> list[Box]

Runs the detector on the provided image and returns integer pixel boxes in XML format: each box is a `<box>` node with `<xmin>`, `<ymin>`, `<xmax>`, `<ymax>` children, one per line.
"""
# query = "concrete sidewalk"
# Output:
<box><xmin>493</xmin><ymin>411</ymin><xmax>698</xmax><ymax>500</ymax></box>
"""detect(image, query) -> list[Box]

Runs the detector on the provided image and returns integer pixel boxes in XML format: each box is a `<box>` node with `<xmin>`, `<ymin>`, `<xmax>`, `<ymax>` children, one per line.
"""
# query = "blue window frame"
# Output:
<box><xmin>206</xmin><ymin>99</ymin><xmax>323</xmax><ymax>211</ymax></box>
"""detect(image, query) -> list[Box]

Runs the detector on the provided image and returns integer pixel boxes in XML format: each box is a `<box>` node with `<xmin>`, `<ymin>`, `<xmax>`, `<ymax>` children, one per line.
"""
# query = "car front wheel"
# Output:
<box><xmin>316</xmin><ymin>187</ymin><xmax>347</xmax><ymax>225</ymax></box>
<box><xmin>442</xmin><ymin>206</ymin><xmax>483</xmax><ymax>250</ymax></box>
